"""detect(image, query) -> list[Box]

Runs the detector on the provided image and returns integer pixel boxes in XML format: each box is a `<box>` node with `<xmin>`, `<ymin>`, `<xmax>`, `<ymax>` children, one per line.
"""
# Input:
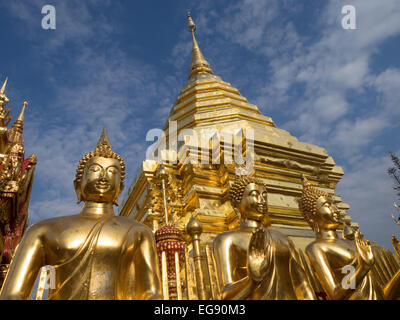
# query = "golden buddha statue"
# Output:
<box><xmin>299</xmin><ymin>175</ymin><xmax>385</xmax><ymax>300</ymax></box>
<box><xmin>385</xmin><ymin>235</ymin><xmax>400</xmax><ymax>299</ymax></box>
<box><xmin>0</xmin><ymin>129</ymin><xmax>162</xmax><ymax>300</ymax></box>
<box><xmin>383</xmin><ymin>204</ymin><xmax>400</xmax><ymax>299</ymax></box>
<box><xmin>212</xmin><ymin>174</ymin><xmax>316</xmax><ymax>300</ymax></box>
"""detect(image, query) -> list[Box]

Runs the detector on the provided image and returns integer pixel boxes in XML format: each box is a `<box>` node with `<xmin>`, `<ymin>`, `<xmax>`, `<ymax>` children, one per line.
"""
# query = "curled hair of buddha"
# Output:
<box><xmin>229</xmin><ymin>174</ymin><xmax>268</xmax><ymax>208</ymax></box>
<box><xmin>74</xmin><ymin>128</ymin><xmax>126</xmax><ymax>191</ymax></box>
<box><xmin>299</xmin><ymin>174</ymin><xmax>329</xmax><ymax>231</ymax></box>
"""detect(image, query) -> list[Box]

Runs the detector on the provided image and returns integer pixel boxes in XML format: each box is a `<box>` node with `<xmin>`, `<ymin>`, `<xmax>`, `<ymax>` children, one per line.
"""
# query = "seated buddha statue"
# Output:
<box><xmin>299</xmin><ymin>175</ymin><xmax>385</xmax><ymax>300</ymax></box>
<box><xmin>212</xmin><ymin>174</ymin><xmax>316</xmax><ymax>300</ymax></box>
<box><xmin>0</xmin><ymin>129</ymin><xmax>162</xmax><ymax>300</ymax></box>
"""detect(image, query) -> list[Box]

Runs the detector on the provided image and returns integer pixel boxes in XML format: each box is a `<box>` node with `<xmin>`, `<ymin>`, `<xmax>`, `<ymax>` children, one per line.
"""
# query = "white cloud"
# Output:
<box><xmin>329</xmin><ymin>58</ymin><xmax>369</xmax><ymax>90</ymax></box>
<box><xmin>3</xmin><ymin>1</ymin><xmax>171</xmax><ymax>223</ymax></box>
<box><xmin>29</xmin><ymin>198</ymin><xmax>80</xmax><ymax>222</ymax></box>
<box><xmin>373</xmin><ymin>68</ymin><xmax>400</xmax><ymax>115</ymax></box>
<box><xmin>252</xmin><ymin>0</ymin><xmax>400</xmax><ymax>156</ymax></box>
<box><xmin>332</xmin><ymin>116</ymin><xmax>388</xmax><ymax>155</ymax></box>
<box><xmin>4</xmin><ymin>1</ymin><xmax>113</xmax><ymax>50</ymax></box>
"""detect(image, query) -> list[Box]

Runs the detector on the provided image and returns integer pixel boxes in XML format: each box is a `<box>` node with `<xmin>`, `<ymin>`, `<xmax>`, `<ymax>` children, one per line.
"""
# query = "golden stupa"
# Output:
<box><xmin>118</xmin><ymin>13</ymin><xmax>400</xmax><ymax>300</ymax></box>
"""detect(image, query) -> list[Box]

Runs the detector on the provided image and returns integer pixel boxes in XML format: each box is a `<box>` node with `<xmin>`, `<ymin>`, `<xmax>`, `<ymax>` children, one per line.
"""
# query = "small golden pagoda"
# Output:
<box><xmin>118</xmin><ymin>14</ymin><xmax>399</xmax><ymax>300</ymax></box>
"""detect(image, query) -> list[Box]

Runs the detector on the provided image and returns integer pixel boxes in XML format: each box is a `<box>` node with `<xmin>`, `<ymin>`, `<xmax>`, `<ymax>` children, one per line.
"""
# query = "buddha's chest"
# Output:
<box><xmin>46</xmin><ymin>222</ymin><xmax>134</xmax><ymax>300</ymax></box>
<box><xmin>47</xmin><ymin>221</ymin><xmax>132</xmax><ymax>266</ymax></box>
<box><xmin>325</xmin><ymin>241</ymin><xmax>357</xmax><ymax>271</ymax></box>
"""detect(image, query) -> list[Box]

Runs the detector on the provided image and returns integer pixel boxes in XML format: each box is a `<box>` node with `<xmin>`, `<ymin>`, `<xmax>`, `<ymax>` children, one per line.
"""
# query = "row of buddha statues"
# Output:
<box><xmin>0</xmin><ymin>129</ymin><xmax>399</xmax><ymax>300</ymax></box>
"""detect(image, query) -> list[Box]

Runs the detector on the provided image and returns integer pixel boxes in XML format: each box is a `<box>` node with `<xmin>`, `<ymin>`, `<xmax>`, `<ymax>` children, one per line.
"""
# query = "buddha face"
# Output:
<box><xmin>79</xmin><ymin>156</ymin><xmax>122</xmax><ymax>204</ymax></box>
<box><xmin>238</xmin><ymin>183</ymin><xmax>268</xmax><ymax>222</ymax></box>
<box><xmin>315</xmin><ymin>196</ymin><xmax>340</xmax><ymax>230</ymax></box>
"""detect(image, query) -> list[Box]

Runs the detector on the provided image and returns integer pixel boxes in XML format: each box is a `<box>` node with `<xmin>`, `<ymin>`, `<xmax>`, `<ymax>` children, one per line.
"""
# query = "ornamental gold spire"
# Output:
<box><xmin>187</xmin><ymin>12</ymin><xmax>214</xmax><ymax>79</ymax></box>
<box><xmin>12</xmin><ymin>101</ymin><xmax>28</xmax><ymax>135</ymax></box>
<box><xmin>0</xmin><ymin>77</ymin><xmax>10</xmax><ymax>108</ymax></box>
<box><xmin>0</xmin><ymin>77</ymin><xmax>7</xmax><ymax>95</ymax></box>
<box><xmin>17</xmin><ymin>101</ymin><xmax>28</xmax><ymax>123</ymax></box>
<box><xmin>7</xmin><ymin>101</ymin><xmax>28</xmax><ymax>150</ymax></box>
<box><xmin>97</xmin><ymin>127</ymin><xmax>112</xmax><ymax>150</ymax></box>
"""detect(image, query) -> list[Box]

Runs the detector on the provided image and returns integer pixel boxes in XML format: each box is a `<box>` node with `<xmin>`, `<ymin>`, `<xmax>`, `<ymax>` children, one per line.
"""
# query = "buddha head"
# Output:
<box><xmin>74</xmin><ymin>128</ymin><xmax>126</xmax><ymax>206</ymax></box>
<box><xmin>229</xmin><ymin>174</ymin><xmax>268</xmax><ymax>222</ymax></box>
<box><xmin>299</xmin><ymin>175</ymin><xmax>340</xmax><ymax>233</ymax></box>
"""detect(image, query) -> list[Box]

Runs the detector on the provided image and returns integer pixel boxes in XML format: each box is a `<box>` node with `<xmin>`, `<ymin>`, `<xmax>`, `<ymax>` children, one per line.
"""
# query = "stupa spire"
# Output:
<box><xmin>17</xmin><ymin>101</ymin><xmax>28</xmax><ymax>123</ymax></box>
<box><xmin>0</xmin><ymin>77</ymin><xmax>10</xmax><ymax>108</ymax></box>
<box><xmin>187</xmin><ymin>12</ymin><xmax>214</xmax><ymax>79</ymax></box>
<box><xmin>11</xmin><ymin>101</ymin><xmax>28</xmax><ymax>135</ymax></box>
<box><xmin>0</xmin><ymin>77</ymin><xmax>7</xmax><ymax>95</ymax></box>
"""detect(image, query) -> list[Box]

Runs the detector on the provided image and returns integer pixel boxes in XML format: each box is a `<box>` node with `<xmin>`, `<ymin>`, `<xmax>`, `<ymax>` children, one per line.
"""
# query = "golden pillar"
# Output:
<box><xmin>187</xmin><ymin>217</ymin><xmax>207</xmax><ymax>299</ymax></box>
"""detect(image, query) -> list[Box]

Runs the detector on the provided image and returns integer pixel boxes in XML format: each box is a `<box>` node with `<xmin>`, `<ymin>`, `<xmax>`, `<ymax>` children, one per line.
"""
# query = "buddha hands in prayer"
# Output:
<box><xmin>248</xmin><ymin>227</ymin><xmax>272</xmax><ymax>283</ymax></box>
<box><xmin>354</xmin><ymin>230</ymin><xmax>374</xmax><ymax>269</ymax></box>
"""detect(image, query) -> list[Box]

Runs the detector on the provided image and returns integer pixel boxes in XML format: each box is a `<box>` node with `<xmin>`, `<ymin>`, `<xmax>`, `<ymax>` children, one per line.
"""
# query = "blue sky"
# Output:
<box><xmin>1</xmin><ymin>0</ymin><xmax>400</xmax><ymax>251</ymax></box>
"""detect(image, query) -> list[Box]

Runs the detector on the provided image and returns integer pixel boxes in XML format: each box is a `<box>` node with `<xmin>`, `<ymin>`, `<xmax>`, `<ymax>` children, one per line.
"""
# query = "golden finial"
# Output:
<box><xmin>10</xmin><ymin>101</ymin><xmax>28</xmax><ymax>136</ymax></box>
<box><xmin>17</xmin><ymin>101</ymin><xmax>28</xmax><ymax>123</ymax></box>
<box><xmin>0</xmin><ymin>77</ymin><xmax>8</xmax><ymax>95</ymax></box>
<box><xmin>96</xmin><ymin>127</ymin><xmax>112</xmax><ymax>150</ymax></box>
<box><xmin>0</xmin><ymin>77</ymin><xmax>10</xmax><ymax>108</ymax></box>
<box><xmin>186</xmin><ymin>12</ymin><xmax>213</xmax><ymax>79</ymax></box>
<box><xmin>187</xmin><ymin>11</ymin><xmax>196</xmax><ymax>33</ymax></box>
<box><xmin>186</xmin><ymin>216</ymin><xmax>203</xmax><ymax>237</ymax></box>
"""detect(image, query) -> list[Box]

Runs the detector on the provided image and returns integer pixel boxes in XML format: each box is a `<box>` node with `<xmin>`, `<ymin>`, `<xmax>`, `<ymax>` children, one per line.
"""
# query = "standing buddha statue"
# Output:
<box><xmin>0</xmin><ymin>128</ymin><xmax>162</xmax><ymax>300</ymax></box>
<box><xmin>299</xmin><ymin>174</ymin><xmax>385</xmax><ymax>300</ymax></box>
<box><xmin>212</xmin><ymin>174</ymin><xmax>316</xmax><ymax>300</ymax></box>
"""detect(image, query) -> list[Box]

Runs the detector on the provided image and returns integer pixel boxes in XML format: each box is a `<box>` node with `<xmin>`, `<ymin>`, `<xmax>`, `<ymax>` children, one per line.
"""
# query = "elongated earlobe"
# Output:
<box><xmin>234</xmin><ymin>207</ymin><xmax>241</xmax><ymax>220</ymax></box>
<box><xmin>112</xmin><ymin>187</ymin><xmax>123</xmax><ymax>206</ymax></box>
<box><xmin>112</xmin><ymin>183</ymin><xmax>124</xmax><ymax>206</ymax></box>
<box><xmin>74</xmin><ymin>180</ymin><xmax>82</xmax><ymax>204</ymax></box>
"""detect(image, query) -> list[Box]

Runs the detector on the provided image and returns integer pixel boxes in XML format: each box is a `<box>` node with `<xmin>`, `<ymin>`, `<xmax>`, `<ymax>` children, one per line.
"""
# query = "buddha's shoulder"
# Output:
<box><xmin>267</xmin><ymin>229</ymin><xmax>294</xmax><ymax>246</ymax></box>
<box><xmin>111</xmin><ymin>216</ymin><xmax>153</xmax><ymax>237</ymax></box>
<box><xmin>27</xmin><ymin>215</ymin><xmax>151</xmax><ymax>234</ymax></box>
<box><xmin>111</xmin><ymin>216</ymin><xmax>152</xmax><ymax>233</ymax></box>
<box><xmin>306</xmin><ymin>238</ymin><xmax>353</xmax><ymax>254</ymax></box>
<box><xmin>28</xmin><ymin>214</ymin><xmax>81</xmax><ymax>228</ymax></box>
<box><xmin>213</xmin><ymin>229</ymin><xmax>249</xmax><ymax>247</ymax></box>
<box><xmin>23</xmin><ymin>214</ymin><xmax>83</xmax><ymax>236</ymax></box>
<box><xmin>305</xmin><ymin>241</ymin><xmax>328</xmax><ymax>258</ymax></box>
